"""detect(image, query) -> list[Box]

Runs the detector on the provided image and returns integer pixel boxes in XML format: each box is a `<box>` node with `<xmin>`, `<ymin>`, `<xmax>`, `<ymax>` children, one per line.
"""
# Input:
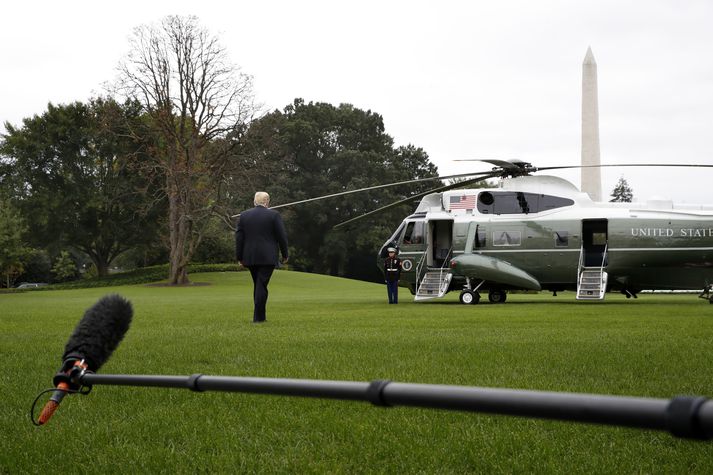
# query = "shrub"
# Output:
<box><xmin>51</xmin><ymin>251</ymin><xmax>78</xmax><ymax>282</ymax></box>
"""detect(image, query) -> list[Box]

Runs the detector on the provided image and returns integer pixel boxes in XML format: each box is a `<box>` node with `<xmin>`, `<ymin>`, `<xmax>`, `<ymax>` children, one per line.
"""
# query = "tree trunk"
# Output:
<box><xmin>85</xmin><ymin>249</ymin><xmax>111</xmax><ymax>278</ymax></box>
<box><xmin>91</xmin><ymin>252</ymin><xmax>110</xmax><ymax>278</ymax></box>
<box><xmin>167</xmin><ymin>178</ymin><xmax>191</xmax><ymax>285</ymax></box>
<box><xmin>96</xmin><ymin>260</ymin><xmax>110</xmax><ymax>278</ymax></box>
<box><xmin>169</xmin><ymin>253</ymin><xmax>189</xmax><ymax>284</ymax></box>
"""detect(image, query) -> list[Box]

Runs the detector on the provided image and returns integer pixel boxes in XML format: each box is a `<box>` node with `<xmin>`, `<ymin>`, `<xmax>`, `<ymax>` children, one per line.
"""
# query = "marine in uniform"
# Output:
<box><xmin>384</xmin><ymin>247</ymin><xmax>402</xmax><ymax>304</ymax></box>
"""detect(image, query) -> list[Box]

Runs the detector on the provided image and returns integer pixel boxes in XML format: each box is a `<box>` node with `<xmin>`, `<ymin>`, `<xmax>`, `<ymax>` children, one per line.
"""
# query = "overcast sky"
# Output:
<box><xmin>2</xmin><ymin>0</ymin><xmax>712</xmax><ymax>203</ymax></box>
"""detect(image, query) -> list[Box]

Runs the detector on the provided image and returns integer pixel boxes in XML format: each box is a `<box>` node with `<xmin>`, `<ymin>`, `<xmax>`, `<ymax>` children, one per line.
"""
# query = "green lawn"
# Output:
<box><xmin>2</xmin><ymin>270</ymin><xmax>712</xmax><ymax>473</ymax></box>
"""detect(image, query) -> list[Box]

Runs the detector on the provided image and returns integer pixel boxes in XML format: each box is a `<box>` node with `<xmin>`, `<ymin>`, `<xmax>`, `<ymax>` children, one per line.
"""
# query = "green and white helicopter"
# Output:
<box><xmin>274</xmin><ymin>160</ymin><xmax>713</xmax><ymax>304</ymax></box>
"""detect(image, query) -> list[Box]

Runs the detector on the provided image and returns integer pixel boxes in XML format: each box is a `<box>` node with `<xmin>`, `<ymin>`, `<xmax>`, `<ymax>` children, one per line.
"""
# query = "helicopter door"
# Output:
<box><xmin>582</xmin><ymin>219</ymin><xmax>608</xmax><ymax>267</ymax></box>
<box><xmin>429</xmin><ymin>220</ymin><xmax>453</xmax><ymax>267</ymax></box>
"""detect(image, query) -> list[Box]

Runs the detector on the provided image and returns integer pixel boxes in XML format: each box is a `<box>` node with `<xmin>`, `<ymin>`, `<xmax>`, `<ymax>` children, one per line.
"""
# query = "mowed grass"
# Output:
<box><xmin>2</xmin><ymin>270</ymin><xmax>713</xmax><ymax>473</ymax></box>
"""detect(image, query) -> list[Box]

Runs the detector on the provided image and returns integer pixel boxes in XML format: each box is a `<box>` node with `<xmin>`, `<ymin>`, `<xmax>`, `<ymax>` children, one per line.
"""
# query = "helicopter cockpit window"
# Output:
<box><xmin>380</xmin><ymin>222</ymin><xmax>405</xmax><ymax>257</ymax></box>
<box><xmin>402</xmin><ymin>221</ymin><xmax>425</xmax><ymax>245</ymax></box>
<box><xmin>477</xmin><ymin>192</ymin><xmax>574</xmax><ymax>215</ymax></box>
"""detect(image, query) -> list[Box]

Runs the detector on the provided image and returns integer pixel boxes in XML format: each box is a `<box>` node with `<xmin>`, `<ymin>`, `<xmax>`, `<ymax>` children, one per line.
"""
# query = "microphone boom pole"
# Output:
<box><xmin>78</xmin><ymin>372</ymin><xmax>713</xmax><ymax>440</ymax></box>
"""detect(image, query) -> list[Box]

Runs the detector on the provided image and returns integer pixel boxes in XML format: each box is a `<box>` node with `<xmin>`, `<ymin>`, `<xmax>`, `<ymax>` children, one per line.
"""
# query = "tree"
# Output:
<box><xmin>51</xmin><ymin>251</ymin><xmax>78</xmax><ymax>282</ymax></box>
<box><xmin>236</xmin><ymin>99</ymin><xmax>439</xmax><ymax>280</ymax></box>
<box><xmin>610</xmin><ymin>177</ymin><xmax>633</xmax><ymax>202</ymax></box>
<box><xmin>191</xmin><ymin>215</ymin><xmax>235</xmax><ymax>263</ymax></box>
<box><xmin>15</xmin><ymin>249</ymin><xmax>52</xmax><ymax>284</ymax></box>
<box><xmin>0</xmin><ymin>99</ymin><xmax>161</xmax><ymax>276</ymax></box>
<box><xmin>115</xmin><ymin>15</ymin><xmax>257</xmax><ymax>284</ymax></box>
<box><xmin>0</xmin><ymin>199</ymin><xmax>29</xmax><ymax>287</ymax></box>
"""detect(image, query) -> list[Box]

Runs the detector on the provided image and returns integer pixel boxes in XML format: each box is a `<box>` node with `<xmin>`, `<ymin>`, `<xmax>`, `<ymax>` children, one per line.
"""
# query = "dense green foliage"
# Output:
<box><xmin>0</xmin><ymin>198</ymin><xmax>29</xmax><ymax>287</ymax></box>
<box><xmin>237</xmin><ymin>99</ymin><xmax>439</xmax><ymax>280</ymax></box>
<box><xmin>0</xmin><ymin>99</ymin><xmax>161</xmax><ymax>277</ymax></box>
<box><xmin>2</xmin><ymin>272</ymin><xmax>712</xmax><ymax>473</ymax></box>
<box><xmin>50</xmin><ymin>251</ymin><xmax>78</xmax><ymax>282</ymax></box>
<box><xmin>1</xmin><ymin>96</ymin><xmax>440</xmax><ymax>286</ymax></box>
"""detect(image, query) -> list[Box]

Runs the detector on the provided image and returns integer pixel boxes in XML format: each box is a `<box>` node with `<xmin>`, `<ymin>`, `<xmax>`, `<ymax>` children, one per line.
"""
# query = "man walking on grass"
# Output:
<box><xmin>235</xmin><ymin>192</ymin><xmax>289</xmax><ymax>323</ymax></box>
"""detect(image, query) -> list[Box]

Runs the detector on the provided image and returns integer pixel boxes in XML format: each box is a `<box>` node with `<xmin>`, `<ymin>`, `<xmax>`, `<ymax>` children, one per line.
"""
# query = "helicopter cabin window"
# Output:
<box><xmin>493</xmin><ymin>230</ymin><xmax>521</xmax><ymax>247</ymax></box>
<box><xmin>555</xmin><ymin>231</ymin><xmax>569</xmax><ymax>247</ymax></box>
<box><xmin>402</xmin><ymin>221</ymin><xmax>425</xmax><ymax>246</ymax></box>
<box><xmin>477</xmin><ymin>192</ymin><xmax>574</xmax><ymax>215</ymax></box>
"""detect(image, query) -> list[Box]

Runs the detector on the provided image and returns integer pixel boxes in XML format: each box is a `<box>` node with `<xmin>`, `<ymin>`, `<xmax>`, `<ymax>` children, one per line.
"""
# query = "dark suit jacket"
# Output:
<box><xmin>235</xmin><ymin>206</ymin><xmax>289</xmax><ymax>266</ymax></box>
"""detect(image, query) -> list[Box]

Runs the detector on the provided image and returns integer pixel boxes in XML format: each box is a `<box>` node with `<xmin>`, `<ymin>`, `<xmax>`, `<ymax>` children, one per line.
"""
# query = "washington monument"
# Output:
<box><xmin>581</xmin><ymin>46</ymin><xmax>602</xmax><ymax>201</ymax></box>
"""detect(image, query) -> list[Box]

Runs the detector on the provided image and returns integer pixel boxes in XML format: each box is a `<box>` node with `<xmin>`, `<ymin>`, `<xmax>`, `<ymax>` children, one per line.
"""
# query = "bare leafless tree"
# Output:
<box><xmin>115</xmin><ymin>15</ymin><xmax>256</xmax><ymax>284</ymax></box>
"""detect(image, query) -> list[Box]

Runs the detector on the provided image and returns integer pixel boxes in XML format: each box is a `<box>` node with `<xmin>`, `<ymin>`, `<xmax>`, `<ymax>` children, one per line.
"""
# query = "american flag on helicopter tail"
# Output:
<box><xmin>449</xmin><ymin>195</ymin><xmax>476</xmax><ymax>209</ymax></box>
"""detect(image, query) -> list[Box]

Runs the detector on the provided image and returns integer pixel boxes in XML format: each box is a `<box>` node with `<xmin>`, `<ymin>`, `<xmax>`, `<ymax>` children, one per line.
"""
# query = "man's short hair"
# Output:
<box><xmin>254</xmin><ymin>192</ymin><xmax>270</xmax><ymax>207</ymax></box>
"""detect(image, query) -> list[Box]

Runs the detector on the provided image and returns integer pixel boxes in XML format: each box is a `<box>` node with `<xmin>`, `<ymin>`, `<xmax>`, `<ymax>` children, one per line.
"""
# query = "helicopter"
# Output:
<box><xmin>270</xmin><ymin>159</ymin><xmax>713</xmax><ymax>304</ymax></box>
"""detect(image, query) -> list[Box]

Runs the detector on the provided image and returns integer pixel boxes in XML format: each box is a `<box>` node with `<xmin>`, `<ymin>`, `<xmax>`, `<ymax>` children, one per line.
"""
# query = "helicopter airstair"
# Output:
<box><xmin>414</xmin><ymin>248</ymin><xmax>452</xmax><ymax>301</ymax></box>
<box><xmin>415</xmin><ymin>270</ymin><xmax>452</xmax><ymax>300</ymax></box>
<box><xmin>576</xmin><ymin>244</ymin><xmax>608</xmax><ymax>300</ymax></box>
<box><xmin>577</xmin><ymin>268</ymin><xmax>608</xmax><ymax>300</ymax></box>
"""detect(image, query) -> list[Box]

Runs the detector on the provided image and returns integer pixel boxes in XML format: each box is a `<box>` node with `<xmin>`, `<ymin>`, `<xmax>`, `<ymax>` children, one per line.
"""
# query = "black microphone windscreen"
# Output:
<box><xmin>62</xmin><ymin>294</ymin><xmax>133</xmax><ymax>371</ymax></box>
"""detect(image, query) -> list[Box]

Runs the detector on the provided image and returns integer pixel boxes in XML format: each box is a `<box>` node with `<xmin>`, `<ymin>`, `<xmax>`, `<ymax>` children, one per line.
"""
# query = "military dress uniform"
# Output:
<box><xmin>384</xmin><ymin>248</ymin><xmax>402</xmax><ymax>304</ymax></box>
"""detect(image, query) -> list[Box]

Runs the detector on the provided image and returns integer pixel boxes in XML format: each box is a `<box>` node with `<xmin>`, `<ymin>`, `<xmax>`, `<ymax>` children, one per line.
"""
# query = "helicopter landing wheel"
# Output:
<box><xmin>622</xmin><ymin>289</ymin><xmax>638</xmax><ymax>299</ymax></box>
<box><xmin>459</xmin><ymin>290</ymin><xmax>480</xmax><ymax>305</ymax></box>
<box><xmin>488</xmin><ymin>290</ymin><xmax>507</xmax><ymax>304</ymax></box>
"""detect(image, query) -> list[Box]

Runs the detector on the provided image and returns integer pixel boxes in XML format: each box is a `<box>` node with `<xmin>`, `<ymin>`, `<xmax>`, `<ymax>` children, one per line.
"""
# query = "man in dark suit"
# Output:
<box><xmin>235</xmin><ymin>192</ymin><xmax>289</xmax><ymax>323</ymax></box>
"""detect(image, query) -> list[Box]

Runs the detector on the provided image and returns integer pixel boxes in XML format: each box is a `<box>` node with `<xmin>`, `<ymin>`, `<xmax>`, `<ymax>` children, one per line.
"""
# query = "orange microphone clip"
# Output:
<box><xmin>37</xmin><ymin>359</ymin><xmax>88</xmax><ymax>425</ymax></box>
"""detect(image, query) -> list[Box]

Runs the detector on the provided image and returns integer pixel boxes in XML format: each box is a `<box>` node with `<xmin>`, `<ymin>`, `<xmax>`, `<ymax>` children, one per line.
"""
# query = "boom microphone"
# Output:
<box><xmin>37</xmin><ymin>294</ymin><xmax>133</xmax><ymax>425</ymax></box>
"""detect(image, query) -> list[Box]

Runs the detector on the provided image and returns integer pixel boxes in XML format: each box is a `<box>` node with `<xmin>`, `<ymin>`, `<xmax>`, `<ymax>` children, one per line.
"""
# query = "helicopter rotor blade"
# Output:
<box><xmin>535</xmin><ymin>163</ymin><xmax>713</xmax><ymax>172</ymax></box>
<box><xmin>230</xmin><ymin>171</ymin><xmax>496</xmax><ymax>217</ymax></box>
<box><xmin>267</xmin><ymin>171</ymin><xmax>495</xmax><ymax>210</ymax></box>
<box><xmin>333</xmin><ymin>173</ymin><xmax>500</xmax><ymax>229</ymax></box>
<box><xmin>454</xmin><ymin>158</ymin><xmax>530</xmax><ymax>168</ymax></box>
<box><xmin>453</xmin><ymin>159</ymin><xmax>713</xmax><ymax>172</ymax></box>
<box><xmin>451</xmin><ymin>160</ymin><xmax>713</xmax><ymax>179</ymax></box>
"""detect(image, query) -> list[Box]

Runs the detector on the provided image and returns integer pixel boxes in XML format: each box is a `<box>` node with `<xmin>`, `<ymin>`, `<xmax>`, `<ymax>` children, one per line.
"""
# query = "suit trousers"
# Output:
<box><xmin>248</xmin><ymin>265</ymin><xmax>275</xmax><ymax>322</ymax></box>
